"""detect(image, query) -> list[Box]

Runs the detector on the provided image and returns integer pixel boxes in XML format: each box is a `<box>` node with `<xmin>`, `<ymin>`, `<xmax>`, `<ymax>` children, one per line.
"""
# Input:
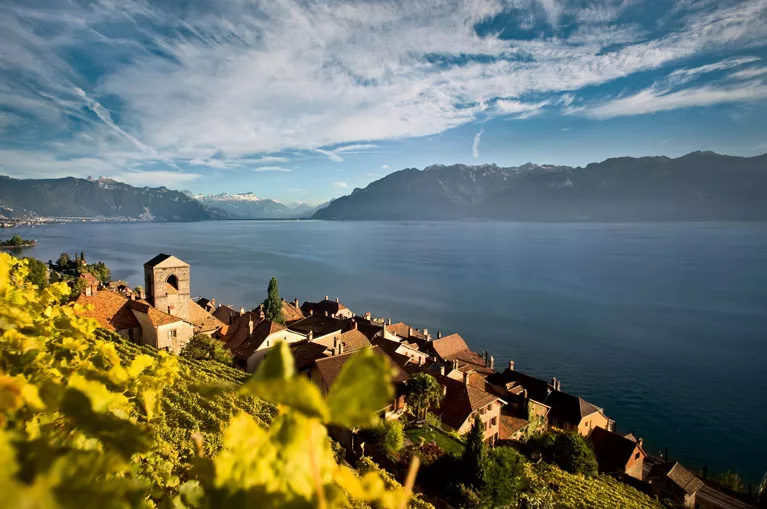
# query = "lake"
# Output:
<box><xmin>10</xmin><ymin>220</ymin><xmax>767</xmax><ymax>483</ymax></box>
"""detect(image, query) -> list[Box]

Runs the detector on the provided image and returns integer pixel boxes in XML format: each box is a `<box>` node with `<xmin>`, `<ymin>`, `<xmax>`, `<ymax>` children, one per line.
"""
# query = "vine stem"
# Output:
<box><xmin>399</xmin><ymin>455</ymin><xmax>421</xmax><ymax>509</ymax></box>
<box><xmin>308</xmin><ymin>424</ymin><xmax>327</xmax><ymax>509</ymax></box>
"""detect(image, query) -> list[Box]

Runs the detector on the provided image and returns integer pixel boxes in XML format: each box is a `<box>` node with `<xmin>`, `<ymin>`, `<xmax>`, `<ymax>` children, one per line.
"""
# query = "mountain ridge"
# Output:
<box><xmin>313</xmin><ymin>151</ymin><xmax>767</xmax><ymax>221</ymax></box>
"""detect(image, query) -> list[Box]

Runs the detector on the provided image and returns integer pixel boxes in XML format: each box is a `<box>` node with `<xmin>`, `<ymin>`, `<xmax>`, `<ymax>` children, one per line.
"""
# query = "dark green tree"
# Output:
<box><xmin>363</xmin><ymin>418</ymin><xmax>404</xmax><ymax>459</ymax></box>
<box><xmin>180</xmin><ymin>334</ymin><xmax>233</xmax><ymax>365</ymax></box>
<box><xmin>10</xmin><ymin>234</ymin><xmax>23</xmax><ymax>247</ymax></box>
<box><xmin>86</xmin><ymin>261</ymin><xmax>111</xmax><ymax>284</ymax></box>
<box><xmin>462</xmin><ymin>414</ymin><xmax>488</xmax><ymax>488</ymax></box>
<box><xmin>23</xmin><ymin>258</ymin><xmax>48</xmax><ymax>288</ymax></box>
<box><xmin>483</xmin><ymin>446</ymin><xmax>526</xmax><ymax>507</ymax></box>
<box><xmin>56</xmin><ymin>253</ymin><xmax>70</xmax><ymax>269</ymax></box>
<box><xmin>262</xmin><ymin>277</ymin><xmax>285</xmax><ymax>324</ymax></box>
<box><xmin>552</xmin><ymin>432</ymin><xmax>598</xmax><ymax>476</ymax></box>
<box><xmin>80</xmin><ymin>251</ymin><xmax>86</xmax><ymax>263</ymax></box>
<box><xmin>405</xmin><ymin>372</ymin><xmax>443</xmax><ymax>423</ymax></box>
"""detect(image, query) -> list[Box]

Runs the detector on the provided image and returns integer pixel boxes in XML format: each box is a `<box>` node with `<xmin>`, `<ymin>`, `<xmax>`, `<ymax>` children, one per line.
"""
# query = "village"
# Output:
<box><xmin>72</xmin><ymin>253</ymin><xmax>756</xmax><ymax>509</ymax></box>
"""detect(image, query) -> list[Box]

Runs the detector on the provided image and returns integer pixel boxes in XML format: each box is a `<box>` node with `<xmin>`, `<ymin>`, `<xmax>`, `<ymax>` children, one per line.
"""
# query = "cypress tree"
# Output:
<box><xmin>462</xmin><ymin>414</ymin><xmax>488</xmax><ymax>488</ymax></box>
<box><xmin>263</xmin><ymin>277</ymin><xmax>285</xmax><ymax>325</ymax></box>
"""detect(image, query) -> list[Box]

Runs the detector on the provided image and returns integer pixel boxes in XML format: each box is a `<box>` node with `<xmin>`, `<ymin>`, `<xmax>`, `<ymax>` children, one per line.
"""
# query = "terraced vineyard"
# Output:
<box><xmin>534</xmin><ymin>463</ymin><xmax>662</xmax><ymax>509</ymax></box>
<box><xmin>94</xmin><ymin>329</ymin><xmax>277</xmax><ymax>483</ymax></box>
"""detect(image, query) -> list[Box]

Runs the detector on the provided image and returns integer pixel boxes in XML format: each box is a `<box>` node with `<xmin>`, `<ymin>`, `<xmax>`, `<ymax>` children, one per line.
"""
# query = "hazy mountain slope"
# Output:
<box><xmin>0</xmin><ymin>176</ymin><xmax>212</xmax><ymax>221</ymax></box>
<box><xmin>313</xmin><ymin>152</ymin><xmax>767</xmax><ymax>221</ymax></box>
<box><xmin>193</xmin><ymin>193</ymin><xmax>322</xmax><ymax>219</ymax></box>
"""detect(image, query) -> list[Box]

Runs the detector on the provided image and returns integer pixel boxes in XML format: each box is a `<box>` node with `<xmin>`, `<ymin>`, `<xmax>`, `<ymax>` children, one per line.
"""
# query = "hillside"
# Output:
<box><xmin>0</xmin><ymin>176</ymin><xmax>213</xmax><ymax>221</ymax></box>
<box><xmin>313</xmin><ymin>152</ymin><xmax>767</xmax><ymax>221</ymax></box>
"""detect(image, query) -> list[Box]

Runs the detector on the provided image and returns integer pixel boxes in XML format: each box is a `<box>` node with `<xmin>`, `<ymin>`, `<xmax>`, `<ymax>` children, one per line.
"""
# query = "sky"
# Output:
<box><xmin>1</xmin><ymin>0</ymin><xmax>766</xmax><ymax>204</ymax></box>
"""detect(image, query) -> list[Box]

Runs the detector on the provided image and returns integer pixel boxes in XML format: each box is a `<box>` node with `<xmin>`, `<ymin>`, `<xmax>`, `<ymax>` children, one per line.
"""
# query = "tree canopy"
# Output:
<box><xmin>405</xmin><ymin>372</ymin><xmax>443</xmax><ymax>422</ymax></box>
<box><xmin>262</xmin><ymin>276</ymin><xmax>285</xmax><ymax>324</ymax></box>
<box><xmin>180</xmin><ymin>334</ymin><xmax>233</xmax><ymax>365</ymax></box>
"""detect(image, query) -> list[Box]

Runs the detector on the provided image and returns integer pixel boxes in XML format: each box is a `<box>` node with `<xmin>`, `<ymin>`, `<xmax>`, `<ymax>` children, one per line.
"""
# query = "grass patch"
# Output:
<box><xmin>406</xmin><ymin>425</ymin><xmax>465</xmax><ymax>455</ymax></box>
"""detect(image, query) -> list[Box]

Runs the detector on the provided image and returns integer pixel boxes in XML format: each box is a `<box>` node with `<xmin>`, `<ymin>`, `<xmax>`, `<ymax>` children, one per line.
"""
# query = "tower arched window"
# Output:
<box><xmin>166</xmin><ymin>274</ymin><xmax>179</xmax><ymax>293</ymax></box>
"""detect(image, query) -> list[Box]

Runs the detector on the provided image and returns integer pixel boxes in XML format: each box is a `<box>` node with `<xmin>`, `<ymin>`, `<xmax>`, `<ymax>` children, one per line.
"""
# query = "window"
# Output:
<box><xmin>634</xmin><ymin>452</ymin><xmax>640</xmax><ymax>460</ymax></box>
<box><xmin>168</xmin><ymin>329</ymin><xmax>177</xmax><ymax>339</ymax></box>
<box><xmin>491</xmin><ymin>416</ymin><xmax>498</xmax><ymax>427</ymax></box>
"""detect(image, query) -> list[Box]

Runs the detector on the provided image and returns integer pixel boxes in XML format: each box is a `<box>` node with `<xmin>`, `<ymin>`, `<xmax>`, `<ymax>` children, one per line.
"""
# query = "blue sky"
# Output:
<box><xmin>1</xmin><ymin>0</ymin><xmax>766</xmax><ymax>204</ymax></box>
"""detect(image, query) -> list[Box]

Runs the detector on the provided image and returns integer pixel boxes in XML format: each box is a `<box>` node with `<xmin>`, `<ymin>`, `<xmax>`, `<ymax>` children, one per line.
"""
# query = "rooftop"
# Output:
<box><xmin>649</xmin><ymin>462</ymin><xmax>705</xmax><ymax>495</ymax></box>
<box><xmin>144</xmin><ymin>253</ymin><xmax>189</xmax><ymax>268</ymax></box>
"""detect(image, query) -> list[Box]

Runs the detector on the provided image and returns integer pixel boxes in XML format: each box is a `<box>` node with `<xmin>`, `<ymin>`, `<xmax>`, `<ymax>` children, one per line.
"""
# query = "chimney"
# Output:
<box><xmin>335</xmin><ymin>297</ymin><xmax>339</xmax><ymax>303</ymax></box>
<box><xmin>437</xmin><ymin>330</ymin><xmax>442</xmax><ymax>339</ymax></box>
<box><xmin>439</xmin><ymin>365</ymin><xmax>445</xmax><ymax>376</ymax></box>
<box><xmin>508</xmin><ymin>360</ymin><xmax>515</xmax><ymax>371</ymax></box>
<box><xmin>489</xmin><ymin>355</ymin><xmax>494</xmax><ymax>371</ymax></box>
<box><xmin>484</xmin><ymin>350</ymin><xmax>489</xmax><ymax>367</ymax></box>
<box><xmin>325</xmin><ymin>295</ymin><xmax>329</xmax><ymax>301</ymax></box>
<box><xmin>423</xmin><ymin>328</ymin><xmax>429</xmax><ymax>338</ymax></box>
<box><xmin>309</xmin><ymin>308</ymin><xmax>314</xmax><ymax>316</ymax></box>
<box><xmin>353</xmin><ymin>320</ymin><xmax>358</xmax><ymax>330</ymax></box>
<box><xmin>211</xmin><ymin>298</ymin><xmax>216</xmax><ymax>307</ymax></box>
<box><xmin>294</xmin><ymin>298</ymin><xmax>299</xmax><ymax>308</ymax></box>
<box><xmin>557</xmin><ymin>380</ymin><xmax>562</xmax><ymax>391</ymax></box>
<box><xmin>258</xmin><ymin>309</ymin><xmax>265</xmax><ymax>320</ymax></box>
<box><xmin>308</xmin><ymin>330</ymin><xmax>314</xmax><ymax>341</ymax></box>
<box><xmin>248</xmin><ymin>320</ymin><xmax>254</xmax><ymax>335</ymax></box>
<box><xmin>85</xmin><ymin>285</ymin><xmax>93</xmax><ymax>296</ymax></box>
<box><xmin>638</xmin><ymin>438</ymin><xmax>644</xmax><ymax>447</ymax></box>
<box><xmin>551</xmin><ymin>377</ymin><xmax>558</xmax><ymax>391</ymax></box>
<box><xmin>408</xmin><ymin>327</ymin><xmax>413</xmax><ymax>337</ymax></box>
<box><xmin>387</xmin><ymin>317</ymin><xmax>392</xmax><ymax>326</ymax></box>
<box><xmin>463</xmin><ymin>371</ymin><xmax>470</xmax><ymax>385</ymax></box>
<box><xmin>240</xmin><ymin>307</ymin><xmax>245</xmax><ymax>316</ymax></box>
<box><xmin>364</xmin><ymin>312</ymin><xmax>371</xmax><ymax>320</ymax></box>
<box><xmin>338</xmin><ymin>342</ymin><xmax>344</xmax><ymax>355</ymax></box>
<box><xmin>138</xmin><ymin>287</ymin><xmax>145</xmax><ymax>300</ymax></box>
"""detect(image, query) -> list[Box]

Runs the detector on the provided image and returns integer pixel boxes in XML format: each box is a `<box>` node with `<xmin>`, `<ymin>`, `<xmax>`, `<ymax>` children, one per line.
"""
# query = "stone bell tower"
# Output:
<box><xmin>143</xmin><ymin>253</ymin><xmax>191</xmax><ymax>321</ymax></box>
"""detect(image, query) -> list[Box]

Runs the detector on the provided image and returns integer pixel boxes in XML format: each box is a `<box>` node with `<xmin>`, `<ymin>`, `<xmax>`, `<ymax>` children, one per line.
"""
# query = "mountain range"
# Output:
<box><xmin>191</xmin><ymin>192</ymin><xmax>326</xmax><ymax>219</ymax></box>
<box><xmin>0</xmin><ymin>176</ymin><xmax>212</xmax><ymax>221</ymax></box>
<box><xmin>313</xmin><ymin>152</ymin><xmax>767</xmax><ymax>221</ymax></box>
<box><xmin>3</xmin><ymin>152</ymin><xmax>765</xmax><ymax>222</ymax></box>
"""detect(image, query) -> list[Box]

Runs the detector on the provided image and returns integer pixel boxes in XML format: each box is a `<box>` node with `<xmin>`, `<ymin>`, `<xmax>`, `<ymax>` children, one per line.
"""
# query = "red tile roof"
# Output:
<box><xmin>314</xmin><ymin>346</ymin><xmax>408</xmax><ymax>391</ymax></box>
<box><xmin>219</xmin><ymin>311</ymin><xmax>263</xmax><ymax>351</ymax></box>
<box><xmin>499</xmin><ymin>414</ymin><xmax>529</xmax><ymax>440</ymax></box>
<box><xmin>75</xmin><ymin>291</ymin><xmax>139</xmax><ymax>331</ymax></box>
<box><xmin>431</xmin><ymin>333</ymin><xmax>470</xmax><ymax>359</ymax></box>
<box><xmin>188</xmin><ymin>299</ymin><xmax>225</xmax><ymax>333</ymax></box>
<box><xmin>335</xmin><ymin>329</ymin><xmax>371</xmax><ymax>352</ymax></box>
<box><xmin>127</xmin><ymin>299</ymin><xmax>185</xmax><ymax>326</ymax></box>
<box><xmin>230</xmin><ymin>319</ymin><xmax>287</xmax><ymax>360</ymax></box>
<box><xmin>436</xmin><ymin>375</ymin><xmax>500</xmax><ymax>430</ymax></box>
<box><xmin>386</xmin><ymin>322</ymin><xmax>426</xmax><ymax>340</ymax></box>
<box><xmin>649</xmin><ymin>462</ymin><xmax>704</xmax><ymax>495</ymax></box>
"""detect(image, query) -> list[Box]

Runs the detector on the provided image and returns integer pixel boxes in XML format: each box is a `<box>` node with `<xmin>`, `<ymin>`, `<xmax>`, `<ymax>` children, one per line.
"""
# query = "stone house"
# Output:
<box><xmin>648</xmin><ymin>462</ymin><xmax>704</xmax><ymax>508</ymax></box>
<box><xmin>300</xmin><ymin>296</ymin><xmax>354</xmax><ymax>319</ymax></box>
<box><xmin>222</xmin><ymin>317</ymin><xmax>305</xmax><ymax>372</ymax></box>
<box><xmin>433</xmin><ymin>370</ymin><xmax>505</xmax><ymax>444</ymax></box>
<box><xmin>589</xmin><ymin>426</ymin><xmax>647</xmax><ymax>479</ymax></box>
<box><xmin>311</xmin><ymin>346</ymin><xmax>409</xmax><ymax>420</ymax></box>
<box><xmin>486</xmin><ymin>362</ymin><xmax>613</xmax><ymax>436</ymax></box>
<box><xmin>76</xmin><ymin>290</ymin><xmax>193</xmax><ymax>353</ymax></box>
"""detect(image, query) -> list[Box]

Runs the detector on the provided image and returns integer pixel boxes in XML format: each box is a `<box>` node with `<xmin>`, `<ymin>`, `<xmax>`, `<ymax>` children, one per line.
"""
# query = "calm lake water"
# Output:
<box><xmin>11</xmin><ymin>220</ymin><xmax>767</xmax><ymax>483</ymax></box>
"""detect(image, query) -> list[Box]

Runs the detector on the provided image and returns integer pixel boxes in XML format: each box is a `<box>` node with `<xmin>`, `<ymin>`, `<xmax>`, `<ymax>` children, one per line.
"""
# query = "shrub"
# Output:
<box><xmin>180</xmin><ymin>334</ymin><xmax>233</xmax><ymax>365</ymax></box>
<box><xmin>483</xmin><ymin>447</ymin><xmax>527</xmax><ymax>506</ymax></box>
<box><xmin>533</xmin><ymin>431</ymin><xmax>598</xmax><ymax>476</ymax></box>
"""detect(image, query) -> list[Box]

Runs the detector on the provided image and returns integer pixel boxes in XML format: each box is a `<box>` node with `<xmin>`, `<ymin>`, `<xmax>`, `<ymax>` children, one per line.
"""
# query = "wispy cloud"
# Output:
<box><xmin>382</xmin><ymin>164</ymin><xmax>390</xmax><ymax>169</ymax></box>
<box><xmin>575</xmin><ymin>82</ymin><xmax>767</xmax><ymax>119</ymax></box>
<box><xmin>472</xmin><ymin>129</ymin><xmax>484</xmax><ymax>159</ymax></box>
<box><xmin>108</xmin><ymin>170</ymin><xmax>202</xmax><ymax>187</ymax></box>
<box><xmin>1</xmin><ymin>0</ymin><xmax>767</xmax><ymax>179</ymax></box>
<box><xmin>253</xmin><ymin>166</ymin><xmax>292</xmax><ymax>172</ymax></box>
<box><xmin>332</xmin><ymin>181</ymin><xmax>349</xmax><ymax>189</ymax></box>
